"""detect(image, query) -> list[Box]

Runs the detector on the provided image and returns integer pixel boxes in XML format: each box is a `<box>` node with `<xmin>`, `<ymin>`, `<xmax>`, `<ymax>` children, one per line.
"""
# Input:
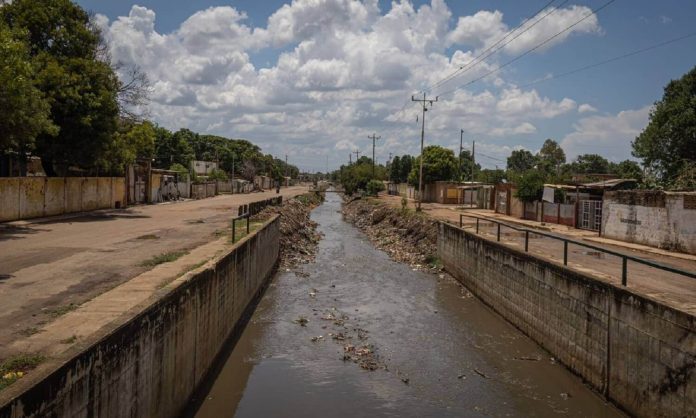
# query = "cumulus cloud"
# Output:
<box><xmin>560</xmin><ymin>106</ymin><xmax>651</xmax><ymax>161</ymax></box>
<box><xmin>578</xmin><ymin>103</ymin><xmax>598</xmax><ymax>113</ymax></box>
<box><xmin>447</xmin><ymin>5</ymin><xmax>601</xmax><ymax>54</ymax></box>
<box><xmin>95</xmin><ymin>1</ymin><xmax>606</xmax><ymax>171</ymax></box>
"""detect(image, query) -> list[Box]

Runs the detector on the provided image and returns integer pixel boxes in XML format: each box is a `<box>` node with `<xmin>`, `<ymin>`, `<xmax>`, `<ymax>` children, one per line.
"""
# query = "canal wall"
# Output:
<box><xmin>438</xmin><ymin>222</ymin><xmax>695</xmax><ymax>418</ymax></box>
<box><xmin>0</xmin><ymin>215</ymin><xmax>280</xmax><ymax>418</ymax></box>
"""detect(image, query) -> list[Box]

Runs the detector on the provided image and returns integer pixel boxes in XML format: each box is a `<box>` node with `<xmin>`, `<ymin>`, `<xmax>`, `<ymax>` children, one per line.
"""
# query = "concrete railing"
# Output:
<box><xmin>0</xmin><ymin>215</ymin><xmax>281</xmax><ymax>417</ymax></box>
<box><xmin>0</xmin><ymin>177</ymin><xmax>126</xmax><ymax>222</ymax></box>
<box><xmin>438</xmin><ymin>221</ymin><xmax>695</xmax><ymax>418</ymax></box>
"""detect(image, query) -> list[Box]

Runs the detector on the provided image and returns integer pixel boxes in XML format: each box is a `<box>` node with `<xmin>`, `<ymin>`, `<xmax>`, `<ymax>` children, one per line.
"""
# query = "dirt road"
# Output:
<box><xmin>378</xmin><ymin>195</ymin><xmax>696</xmax><ymax>315</ymax></box>
<box><xmin>0</xmin><ymin>186</ymin><xmax>308</xmax><ymax>353</ymax></box>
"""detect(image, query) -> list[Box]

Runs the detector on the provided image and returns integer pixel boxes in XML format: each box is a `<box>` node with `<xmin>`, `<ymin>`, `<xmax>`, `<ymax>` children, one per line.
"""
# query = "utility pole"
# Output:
<box><xmin>412</xmin><ymin>92</ymin><xmax>438</xmax><ymax>211</ymax></box>
<box><xmin>459</xmin><ymin>129</ymin><xmax>464</xmax><ymax>181</ymax></box>
<box><xmin>349</xmin><ymin>153</ymin><xmax>352</xmax><ymax>165</ymax></box>
<box><xmin>368</xmin><ymin>133</ymin><xmax>381</xmax><ymax>178</ymax></box>
<box><xmin>387</xmin><ymin>152</ymin><xmax>393</xmax><ymax>182</ymax></box>
<box><xmin>471</xmin><ymin>141</ymin><xmax>476</xmax><ymax>182</ymax></box>
<box><xmin>285</xmin><ymin>154</ymin><xmax>288</xmax><ymax>186</ymax></box>
<box><xmin>353</xmin><ymin>150</ymin><xmax>361</xmax><ymax>162</ymax></box>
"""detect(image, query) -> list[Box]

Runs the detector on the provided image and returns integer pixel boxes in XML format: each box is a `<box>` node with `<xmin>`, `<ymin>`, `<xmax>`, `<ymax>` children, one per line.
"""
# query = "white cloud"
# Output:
<box><xmin>447</xmin><ymin>5</ymin><xmax>601</xmax><ymax>54</ymax></box>
<box><xmin>95</xmin><ymin>1</ymin><xmax>606</xmax><ymax>171</ymax></box>
<box><xmin>560</xmin><ymin>106</ymin><xmax>651</xmax><ymax>161</ymax></box>
<box><xmin>578</xmin><ymin>103</ymin><xmax>598</xmax><ymax>113</ymax></box>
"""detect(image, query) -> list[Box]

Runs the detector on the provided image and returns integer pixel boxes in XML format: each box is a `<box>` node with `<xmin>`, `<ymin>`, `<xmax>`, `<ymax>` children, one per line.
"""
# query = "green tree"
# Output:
<box><xmin>507</xmin><ymin>149</ymin><xmax>536</xmax><ymax>172</ymax></box>
<box><xmin>154</xmin><ymin>127</ymin><xmax>194</xmax><ymax>168</ymax></box>
<box><xmin>570</xmin><ymin>154</ymin><xmax>610</xmax><ymax>174</ymax></box>
<box><xmin>389</xmin><ymin>155</ymin><xmax>401</xmax><ymax>181</ymax></box>
<box><xmin>99</xmin><ymin>120</ymin><xmax>156</xmax><ymax>175</ymax></box>
<box><xmin>0</xmin><ymin>21</ymin><xmax>56</xmax><ymax>174</ymax></box>
<box><xmin>609</xmin><ymin>160</ymin><xmax>643</xmax><ymax>182</ymax></box>
<box><xmin>2</xmin><ymin>0</ymin><xmax>121</xmax><ymax>175</ymax></box>
<box><xmin>458</xmin><ymin>149</ymin><xmax>481</xmax><ymax>181</ymax></box>
<box><xmin>633</xmin><ymin>65</ymin><xmax>696</xmax><ymax>185</ymax></box>
<box><xmin>399</xmin><ymin>155</ymin><xmax>413</xmax><ymax>183</ymax></box>
<box><xmin>366</xmin><ymin>179</ymin><xmax>385</xmax><ymax>196</ymax></box>
<box><xmin>408</xmin><ymin>145</ymin><xmax>458</xmax><ymax>185</ymax></box>
<box><xmin>476</xmin><ymin>168</ymin><xmax>506</xmax><ymax>184</ymax></box>
<box><xmin>515</xmin><ymin>170</ymin><xmax>545</xmax><ymax>203</ymax></box>
<box><xmin>537</xmin><ymin>139</ymin><xmax>566</xmax><ymax>176</ymax></box>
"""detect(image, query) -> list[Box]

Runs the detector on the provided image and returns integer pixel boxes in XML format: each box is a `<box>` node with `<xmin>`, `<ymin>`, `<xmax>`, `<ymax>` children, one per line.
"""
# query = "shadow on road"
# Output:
<box><xmin>0</xmin><ymin>224</ymin><xmax>48</xmax><ymax>242</ymax></box>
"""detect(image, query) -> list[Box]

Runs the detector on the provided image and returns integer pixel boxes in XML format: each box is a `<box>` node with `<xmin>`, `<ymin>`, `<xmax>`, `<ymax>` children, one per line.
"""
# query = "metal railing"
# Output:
<box><xmin>233</xmin><ymin>196</ymin><xmax>283</xmax><ymax>242</ymax></box>
<box><xmin>458</xmin><ymin>213</ymin><xmax>696</xmax><ymax>286</ymax></box>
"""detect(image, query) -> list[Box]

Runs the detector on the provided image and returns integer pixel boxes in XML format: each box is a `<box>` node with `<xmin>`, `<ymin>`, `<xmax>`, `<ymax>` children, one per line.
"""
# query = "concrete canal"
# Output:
<box><xmin>190</xmin><ymin>193</ymin><xmax>622</xmax><ymax>417</ymax></box>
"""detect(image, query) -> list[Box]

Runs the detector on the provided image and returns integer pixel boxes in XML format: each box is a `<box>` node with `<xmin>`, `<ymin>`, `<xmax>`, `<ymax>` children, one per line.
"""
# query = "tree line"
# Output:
<box><xmin>337</xmin><ymin>64</ymin><xmax>696</xmax><ymax>194</ymax></box>
<box><xmin>0</xmin><ymin>0</ymin><xmax>297</xmax><ymax>181</ymax></box>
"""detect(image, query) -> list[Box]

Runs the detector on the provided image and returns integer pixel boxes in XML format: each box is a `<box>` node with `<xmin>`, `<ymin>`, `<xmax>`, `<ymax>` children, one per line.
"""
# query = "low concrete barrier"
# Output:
<box><xmin>0</xmin><ymin>215</ymin><xmax>280</xmax><ymax>417</ymax></box>
<box><xmin>438</xmin><ymin>222</ymin><xmax>695</xmax><ymax>418</ymax></box>
<box><xmin>0</xmin><ymin>177</ymin><xmax>126</xmax><ymax>222</ymax></box>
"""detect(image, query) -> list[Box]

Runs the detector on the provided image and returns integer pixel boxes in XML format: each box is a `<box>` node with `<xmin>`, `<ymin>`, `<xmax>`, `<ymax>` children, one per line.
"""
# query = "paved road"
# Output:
<box><xmin>379</xmin><ymin>195</ymin><xmax>696</xmax><ymax>315</ymax></box>
<box><xmin>0</xmin><ymin>186</ymin><xmax>308</xmax><ymax>353</ymax></box>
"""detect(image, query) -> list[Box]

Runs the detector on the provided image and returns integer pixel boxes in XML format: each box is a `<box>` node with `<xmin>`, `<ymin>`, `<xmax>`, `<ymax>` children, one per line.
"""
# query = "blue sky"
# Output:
<box><xmin>77</xmin><ymin>0</ymin><xmax>696</xmax><ymax>171</ymax></box>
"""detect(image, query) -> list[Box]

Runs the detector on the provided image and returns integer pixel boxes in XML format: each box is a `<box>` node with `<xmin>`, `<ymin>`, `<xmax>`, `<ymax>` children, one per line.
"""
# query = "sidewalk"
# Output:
<box><xmin>378</xmin><ymin>194</ymin><xmax>696</xmax><ymax>314</ymax></box>
<box><xmin>0</xmin><ymin>186</ymin><xmax>308</xmax><ymax>357</ymax></box>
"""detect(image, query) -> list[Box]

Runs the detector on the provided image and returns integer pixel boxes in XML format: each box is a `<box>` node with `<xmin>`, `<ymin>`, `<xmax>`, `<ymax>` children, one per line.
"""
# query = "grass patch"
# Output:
<box><xmin>230</xmin><ymin>219</ymin><xmax>266</xmax><ymax>244</ymax></box>
<box><xmin>17</xmin><ymin>327</ymin><xmax>40</xmax><ymax>337</ymax></box>
<box><xmin>140</xmin><ymin>251</ymin><xmax>188</xmax><ymax>267</ymax></box>
<box><xmin>47</xmin><ymin>303</ymin><xmax>78</xmax><ymax>318</ymax></box>
<box><xmin>136</xmin><ymin>234</ymin><xmax>159</xmax><ymax>240</ymax></box>
<box><xmin>425</xmin><ymin>254</ymin><xmax>443</xmax><ymax>269</ymax></box>
<box><xmin>0</xmin><ymin>354</ymin><xmax>45</xmax><ymax>391</ymax></box>
<box><xmin>59</xmin><ymin>335</ymin><xmax>77</xmax><ymax>344</ymax></box>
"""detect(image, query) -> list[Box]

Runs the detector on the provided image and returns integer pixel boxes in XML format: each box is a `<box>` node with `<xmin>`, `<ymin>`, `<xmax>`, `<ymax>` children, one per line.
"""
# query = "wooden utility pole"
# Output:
<box><xmin>349</xmin><ymin>153</ymin><xmax>352</xmax><ymax>165</ymax></box>
<box><xmin>353</xmin><ymin>150</ymin><xmax>361</xmax><ymax>162</ymax></box>
<box><xmin>368</xmin><ymin>133</ymin><xmax>381</xmax><ymax>178</ymax></box>
<box><xmin>459</xmin><ymin>129</ymin><xmax>464</xmax><ymax>181</ymax></box>
<box><xmin>472</xmin><ymin>141</ymin><xmax>476</xmax><ymax>182</ymax></box>
<box><xmin>412</xmin><ymin>93</ymin><xmax>438</xmax><ymax>211</ymax></box>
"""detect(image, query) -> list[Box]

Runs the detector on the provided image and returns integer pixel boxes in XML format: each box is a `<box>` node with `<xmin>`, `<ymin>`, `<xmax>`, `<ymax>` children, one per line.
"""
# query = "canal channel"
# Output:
<box><xmin>190</xmin><ymin>193</ymin><xmax>623</xmax><ymax>417</ymax></box>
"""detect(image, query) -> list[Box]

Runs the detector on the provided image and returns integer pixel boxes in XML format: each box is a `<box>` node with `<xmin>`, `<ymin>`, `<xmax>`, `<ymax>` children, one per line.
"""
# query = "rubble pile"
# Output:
<box><xmin>254</xmin><ymin>193</ymin><xmax>323</xmax><ymax>267</ymax></box>
<box><xmin>342</xmin><ymin>198</ymin><xmax>440</xmax><ymax>272</ymax></box>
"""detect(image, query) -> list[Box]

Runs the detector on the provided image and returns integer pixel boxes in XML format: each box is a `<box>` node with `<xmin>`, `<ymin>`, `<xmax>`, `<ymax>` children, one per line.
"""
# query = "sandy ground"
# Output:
<box><xmin>0</xmin><ymin>186</ymin><xmax>308</xmax><ymax>355</ymax></box>
<box><xmin>378</xmin><ymin>194</ymin><xmax>696</xmax><ymax>315</ymax></box>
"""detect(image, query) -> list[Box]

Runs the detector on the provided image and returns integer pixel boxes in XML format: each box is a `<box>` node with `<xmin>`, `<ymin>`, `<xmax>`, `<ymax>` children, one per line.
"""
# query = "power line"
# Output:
<box><xmin>438</xmin><ymin>0</ymin><xmax>617</xmax><ymax>98</ymax></box>
<box><xmin>478</xmin><ymin>152</ymin><xmax>506</xmax><ymax>162</ymax></box>
<box><xmin>428</xmin><ymin>0</ymin><xmax>568</xmax><ymax>92</ymax></box>
<box><xmin>518</xmin><ymin>30</ymin><xmax>696</xmax><ymax>89</ymax></box>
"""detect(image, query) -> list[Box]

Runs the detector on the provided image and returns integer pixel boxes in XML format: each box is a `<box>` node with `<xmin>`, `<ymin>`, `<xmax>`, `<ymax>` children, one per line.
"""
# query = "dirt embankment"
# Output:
<box><xmin>255</xmin><ymin>193</ymin><xmax>323</xmax><ymax>268</ymax></box>
<box><xmin>342</xmin><ymin>198</ymin><xmax>442</xmax><ymax>272</ymax></box>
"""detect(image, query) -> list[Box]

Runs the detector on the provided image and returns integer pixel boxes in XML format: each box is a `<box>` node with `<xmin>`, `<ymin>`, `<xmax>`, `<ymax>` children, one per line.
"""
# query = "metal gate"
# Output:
<box><xmin>579</xmin><ymin>200</ymin><xmax>602</xmax><ymax>231</ymax></box>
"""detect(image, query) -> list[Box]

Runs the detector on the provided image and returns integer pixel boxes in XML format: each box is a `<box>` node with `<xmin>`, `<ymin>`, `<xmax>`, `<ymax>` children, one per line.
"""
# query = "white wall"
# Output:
<box><xmin>602</xmin><ymin>191</ymin><xmax>696</xmax><ymax>254</ymax></box>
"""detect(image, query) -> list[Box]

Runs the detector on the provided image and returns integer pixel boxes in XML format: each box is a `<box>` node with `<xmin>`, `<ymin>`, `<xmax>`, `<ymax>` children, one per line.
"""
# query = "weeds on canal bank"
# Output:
<box><xmin>253</xmin><ymin>193</ymin><xmax>323</xmax><ymax>268</ymax></box>
<box><xmin>140</xmin><ymin>250</ymin><xmax>188</xmax><ymax>267</ymax></box>
<box><xmin>342</xmin><ymin>198</ymin><xmax>441</xmax><ymax>273</ymax></box>
<box><xmin>0</xmin><ymin>354</ymin><xmax>45</xmax><ymax>391</ymax></box>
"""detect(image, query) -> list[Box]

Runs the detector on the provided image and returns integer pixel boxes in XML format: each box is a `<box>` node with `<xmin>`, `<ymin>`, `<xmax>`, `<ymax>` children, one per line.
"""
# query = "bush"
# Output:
<box><xmin>514</xmin><ymin>170</ymin><xmax>545</xmax><ymax>203</ymax></box>
<box><xmin>208</xmin><ymin>168</ymin><xmax>228</xmax><ymax>181</ymax></box>
<box><xmin>366</xmin><ymin>180</ymin><xmax>385</xmax><ymax>196</ymax></box>
<box><xmin>170</xmin><ymin>163</ymin><xmax>189</xmax><ymax>182</ymax></box>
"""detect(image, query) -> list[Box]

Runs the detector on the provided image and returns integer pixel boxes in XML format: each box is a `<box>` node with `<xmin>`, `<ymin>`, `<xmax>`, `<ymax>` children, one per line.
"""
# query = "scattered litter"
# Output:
<box><xmin>514</xmin><ymin>356</ymin><xmax>541</xmax><ymax>361</ymax></box>
<box><xmin>401</xmin><ymin>377</ymin><xmax>410</xmax><ymax>385</ymax></box>
<box><xmin>560</xmin><ymin>392</ymin><xmax>572</xmax><ymax>400</ymax></box>
<box><xmin>293</xmin><ymin>316</ymin><xmax>308</xmax><ymax>326</ymax></box>
<box><xmin>310</xmin><ymin>335</ymin><xmax>324</xmax><ymax>342</ymax></box>
<box><xmin>458</xmin><ymin>374</ymin><xmax>466</xmax><ymax>379</ymax></box>
<box><xmin>473</xmin><ymin>369</ymin><xmax>489</xmax><ymax>379</ymax></box>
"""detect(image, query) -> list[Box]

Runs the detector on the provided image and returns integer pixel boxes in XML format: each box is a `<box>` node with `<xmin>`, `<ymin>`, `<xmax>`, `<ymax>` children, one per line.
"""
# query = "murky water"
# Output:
<box><xmin>190</xmin><ymin>193</ymin><xmax>623</xmax><ymax>417</ymax></box>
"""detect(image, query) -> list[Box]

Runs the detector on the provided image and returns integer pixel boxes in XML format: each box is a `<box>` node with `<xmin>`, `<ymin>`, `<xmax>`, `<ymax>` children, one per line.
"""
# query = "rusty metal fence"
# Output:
<box><xmin>458</xmin><ymin>213</ymin><xmax>696</xmax><ymax>286</ymax></box>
